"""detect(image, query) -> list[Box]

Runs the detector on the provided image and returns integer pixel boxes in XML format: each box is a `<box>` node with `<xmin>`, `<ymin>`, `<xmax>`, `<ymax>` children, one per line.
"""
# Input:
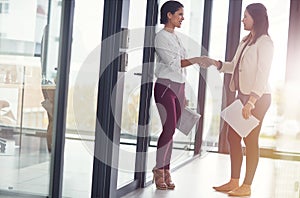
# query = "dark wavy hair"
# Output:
<box><xmin>244</xmin><ymin>3</ymin><xmax>269</xmax><ymax>44</ymax></box>
<box><xmin>160</xmin><ymin>1</ymin><xmax>184</xmax><ymax>24</ymax></box>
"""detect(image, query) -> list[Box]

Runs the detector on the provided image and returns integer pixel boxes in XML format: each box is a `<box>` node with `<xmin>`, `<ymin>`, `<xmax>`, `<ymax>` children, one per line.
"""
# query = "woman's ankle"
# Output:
<box><xmin>241</xmin><ymin>183</ymin><xmax>251</xmax><ymax>188</ymax></box>
<box><xmin>230</xmin><ymin>178</ymin><xmax>239</xmax><ymax>184</ymax></box>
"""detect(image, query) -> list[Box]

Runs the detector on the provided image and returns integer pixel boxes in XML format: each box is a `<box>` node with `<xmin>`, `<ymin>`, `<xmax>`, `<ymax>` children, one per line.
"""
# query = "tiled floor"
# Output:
<box><xmin>122</xmin><ymin>153</ymin><xmax>300</xmax><ymax>198</ymax></box>
<box><xmin>1</xmin><ymin>135</ymin><xmax>300</xmax><ymax>198</ymax></box>
<box><xmin>0</xmin><ymin>136</ymin><xmax>194</xmax><ymax>198</ymax></box>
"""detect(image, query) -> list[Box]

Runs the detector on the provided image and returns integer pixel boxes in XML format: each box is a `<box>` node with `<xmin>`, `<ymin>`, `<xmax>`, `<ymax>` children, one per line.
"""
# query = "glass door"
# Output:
<box><xmin>116</xmin><ymin>0</ymin><xmax>148</xmax><ymax>188</ymax></box>
<box><xmin>90</xmin><ymin>0</ymin><xmax>155</xmax><ymax>197</ymax></box>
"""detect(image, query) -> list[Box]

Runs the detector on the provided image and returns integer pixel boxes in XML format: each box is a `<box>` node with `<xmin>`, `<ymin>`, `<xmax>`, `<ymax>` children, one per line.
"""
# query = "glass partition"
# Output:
<box><xmin>0</xmin><ymin>0</ymin><xmax>61</xmax><ymax>196</ymax></box>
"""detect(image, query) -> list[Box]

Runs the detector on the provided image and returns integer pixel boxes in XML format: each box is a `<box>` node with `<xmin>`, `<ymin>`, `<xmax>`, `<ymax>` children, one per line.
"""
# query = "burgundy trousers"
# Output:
<box><xmin>154</xmin><ymin>78</ymin><xmax>185</xmax><ymax>169</ymax></box>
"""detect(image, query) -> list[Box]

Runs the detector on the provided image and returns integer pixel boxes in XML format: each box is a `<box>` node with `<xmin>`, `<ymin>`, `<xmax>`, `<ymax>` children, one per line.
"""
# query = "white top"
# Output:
<box><xmin>154</xmin><ymin>29</ymin><xmax>187</xmax><ymax>83</ymax></box>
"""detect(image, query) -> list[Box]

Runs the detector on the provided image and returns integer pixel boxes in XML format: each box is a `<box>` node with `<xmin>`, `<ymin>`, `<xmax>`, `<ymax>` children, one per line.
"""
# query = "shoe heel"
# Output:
<box><xmin>164</xmin><ymin>169</ymin><xmax>175</xmax><ymax>189</ymax></box>
<box><xmin>152</xmin><ymin>168</ymin><xmax>168</xmax><ymax>190</ymax></box>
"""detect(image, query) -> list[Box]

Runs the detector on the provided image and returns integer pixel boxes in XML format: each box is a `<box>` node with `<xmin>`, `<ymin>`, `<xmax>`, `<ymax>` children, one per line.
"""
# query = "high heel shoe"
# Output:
<box><xmin>212</xmin><ymin>178</ymin><xmax>239</xmax><ymax>192</ymax></box>
<box><xmin>152</xmin><ymin>168</ymin><xmax>168</xmax><ymax>190</ymax></box>
<box><xmin>164</xmin><ymin>169</ymin><xmax>175</xmax><ymax>189</ymax></box>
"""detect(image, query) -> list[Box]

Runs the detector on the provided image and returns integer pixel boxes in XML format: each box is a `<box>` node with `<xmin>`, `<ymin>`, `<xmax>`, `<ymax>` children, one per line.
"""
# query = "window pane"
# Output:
<box><xmin>202</xmin><ymin>0</ymin><xmax>229</xmax><ymax>152</ymax></box>
<box><xmin>61</xmin><ymin>0</ymin><xmax>104</xmax><ymax>197</ymax></box>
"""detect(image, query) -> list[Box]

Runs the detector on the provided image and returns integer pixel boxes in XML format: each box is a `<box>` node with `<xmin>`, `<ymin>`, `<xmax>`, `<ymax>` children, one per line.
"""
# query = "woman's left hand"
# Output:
<box><xmin>242</xmin><ymin>103</ymin><xmax>253</xmax><ymax>119</ymax></box>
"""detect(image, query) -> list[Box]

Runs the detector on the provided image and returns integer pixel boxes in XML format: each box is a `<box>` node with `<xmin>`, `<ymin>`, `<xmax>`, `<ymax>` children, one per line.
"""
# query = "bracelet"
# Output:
<box><xmin>247</xmin><ymin>101</ymin><xmax>255</xmax><ymax>109</ymax></box>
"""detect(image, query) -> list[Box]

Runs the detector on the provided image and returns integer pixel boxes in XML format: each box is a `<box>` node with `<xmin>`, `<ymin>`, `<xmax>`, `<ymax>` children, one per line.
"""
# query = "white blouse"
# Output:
<box><xmin>154</xmin><ymin>29</ymin><xmax>187</xmax><ymax>83</ymax></box>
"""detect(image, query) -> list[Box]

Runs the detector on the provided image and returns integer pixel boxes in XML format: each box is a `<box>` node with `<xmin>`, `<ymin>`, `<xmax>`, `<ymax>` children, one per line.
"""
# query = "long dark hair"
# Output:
<box><xmin>160</xmin><ymin>1</ymin><xmax>184</xmax><ymax>24</ymax></box>
<box><xmin>244</xmin><ymin>3</ymin><xmax>269</xmax><ymax>44</ymax></box>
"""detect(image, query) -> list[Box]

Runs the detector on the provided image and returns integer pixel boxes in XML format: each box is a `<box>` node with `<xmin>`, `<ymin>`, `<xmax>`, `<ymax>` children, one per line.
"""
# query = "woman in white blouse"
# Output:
<box><xmin>152</xmin><ymin>0</ymin><xmax>207</xmax><ymax>190</ymax></box>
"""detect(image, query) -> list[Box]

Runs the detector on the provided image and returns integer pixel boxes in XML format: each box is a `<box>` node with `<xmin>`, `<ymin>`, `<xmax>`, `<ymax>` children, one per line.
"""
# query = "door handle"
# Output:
<box><xmin>134</xmin><ymin>73</ymin><xmax>142</xmax><ymax>76</ymax></box>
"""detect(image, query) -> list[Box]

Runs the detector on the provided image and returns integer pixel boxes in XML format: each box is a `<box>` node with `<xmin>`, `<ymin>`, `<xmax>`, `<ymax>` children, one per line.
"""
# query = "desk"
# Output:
<box><xmin>41</xmin><ymin>85</ymin><xmax>55</xmax><ymax>152</ymax></box>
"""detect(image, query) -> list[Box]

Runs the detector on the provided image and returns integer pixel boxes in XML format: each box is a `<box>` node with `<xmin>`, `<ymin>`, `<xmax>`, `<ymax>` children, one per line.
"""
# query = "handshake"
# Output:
<box><xmin>190</xmin><ymin>56</ymin><xmax>218</xmax><ymax>68</ymax></box>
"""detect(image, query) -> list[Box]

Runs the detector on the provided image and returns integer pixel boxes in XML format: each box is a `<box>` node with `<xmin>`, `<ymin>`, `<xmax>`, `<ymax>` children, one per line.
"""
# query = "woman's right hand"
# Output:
<box><xmin>195</xmin><ymin>56</ymin><xmax>216</xmax><ymax>68</ymax></box>
<box><xmin>187</xmin><ymin>56</ymin><xmax>217</xmax><ymax>68</ymax></box>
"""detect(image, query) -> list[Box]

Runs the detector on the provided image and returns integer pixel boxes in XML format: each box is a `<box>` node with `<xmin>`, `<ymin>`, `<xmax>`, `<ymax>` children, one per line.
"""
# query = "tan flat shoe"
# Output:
<box><xmin>227</xmin><ymin>184</ymin><xmax>251</xmax><ymax>196</ymax></box>
<box><xmin>213</xmin><ymin>179</ymin><xmax>239</xmax><ymax>192</ymax></box>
